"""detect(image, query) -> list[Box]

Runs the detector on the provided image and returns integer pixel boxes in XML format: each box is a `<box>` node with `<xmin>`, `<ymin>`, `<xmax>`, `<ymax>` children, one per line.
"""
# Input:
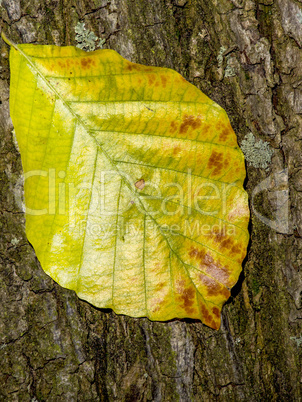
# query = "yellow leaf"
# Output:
<box><xmin>5</xmin><ymin>34</ymin><xmax>249</xmax><ymax>329</ymax></box>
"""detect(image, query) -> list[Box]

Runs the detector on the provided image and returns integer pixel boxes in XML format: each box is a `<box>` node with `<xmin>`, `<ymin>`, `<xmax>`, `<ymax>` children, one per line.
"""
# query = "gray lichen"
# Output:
<box><xmin>99</xmin><ymin>38</ymin><xmax>106</xmax><ymax>48</ymax></box>
<box><xmin>217</xmin><ymin>46</ymin><xmax>226</xmax><ymax>68</ymax></box>
<box><xmin>224</xmin><ymin>61</ymin><xmax>236</xmax><ymax>78</ymax></box>
<box><xmin>290</xmin><ymin>336</ymin><xmax>302</xmax><ymax>347</ymax></box>
<box><xmin>11</xmin><ymin>237</ymin><xmax>20</xmax><ymax>246</ymax></box>
<box><xmin>240</xmin><ymin>132</ymin><xmax>274</xmax><ymax>169</ymax></box>
<box><xmin>217</xmin><ymin>46</ymin><xmax>236</xmax><ymax>78</ymax></box>
<box><xmin>75</xmin><ymin>22</ymin><xmax>105</xmax><ymax>52</ymax></box>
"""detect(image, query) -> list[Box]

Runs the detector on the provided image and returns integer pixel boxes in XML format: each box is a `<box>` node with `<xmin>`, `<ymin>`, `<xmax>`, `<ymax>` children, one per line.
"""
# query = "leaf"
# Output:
<box><xmin>5</xmin><ymin>35</ymin><xmax>249</xmax><ymax>330</ymax></box>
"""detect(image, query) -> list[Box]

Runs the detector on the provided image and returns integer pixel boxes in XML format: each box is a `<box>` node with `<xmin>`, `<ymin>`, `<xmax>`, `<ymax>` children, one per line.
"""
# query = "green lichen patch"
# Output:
<box><xmin>75</xmin><ymin>22</ymin><xmax>105</xmax><ymax>52</ymax></box>
<box><xmin>217</xmin><ymin>46</ymin><xmax>226</xmax><ymax>68</ymax></box>
<box><xmin>240</xmin><ymin>132</ymin><xmax>274</xmax><ymax>169</ymax></box>
<box><xmin>290</xmin><ymin>336</ymin><xmax>302</xmax><ymax>347</ymax></box>
<box><xmin>217</xmin><ymin>46</ymin><xmax>236</xmax><ymax>78</ymax></box>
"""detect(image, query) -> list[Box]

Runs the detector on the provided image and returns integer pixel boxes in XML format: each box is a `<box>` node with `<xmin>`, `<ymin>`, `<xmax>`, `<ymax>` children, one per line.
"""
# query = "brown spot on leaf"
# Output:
<box><xmin>208</xmin><ymin>150</ymin><xmax>223</xmax><ymax>168</ymax></box>
<box><xmin>217</xmin><ymin>122</ymin><xmax>237</xmax><ymax>147</ymax></box>
<box><xmin>212</xmin><ymin>307</ymin><xmax>220</xmax><ymax>317</ymax></box>
<box><xmin>156</xmin><ymin>282</ymin><xmax>165</xmax><ymax>291</ymax></box>
<box><xmin>231</xmin><ymin>244</ymin><xmax>241</xmax><ymax>255</ymax></box>
<box><xmin>200</xmin><ymin>275</ymin><xmax>221</xmax><ymax>296</ymax></box>
<box><xmin>66</xmin><ymin>59</ymin><xmax>74</xmax><ymax>68</ymax></box>
<box><xmin>160</xmin><ymin>75</ymin><xmax>167</xmax><ymax>88</ymax></box>
<box><xmin>169</xmin><ymin>121</ymin><xmax>178</xmax><ymax>133</ymax></box>
<box><xmin>135</xmin><ymin>179</ymin><xmax>145</xmax><ymax>190</ymax></box>
<box><xmin>189</xmin><ymin>247</ymin><xmax>231</xmax><ymax>285</ymax></box>
<box><xmin>176</xmin><ymin>281</ymin><xmax>196</xmax><ymax>314</ymax></box>
<box><xmin>211</xmin><ymin>321</ymin><xmax>219</xmax><ymax>330</ymax></box>
<box><xmin>125</xmin><ymin>62</ymin><xmax>154</xmax><ymax>72</ymax></box>
<box><xmin>222</xmin><ymin>286</ymin><xmax>231</xmax><ymax>299</ymax></box>
<box><xmin>181</xmin><ymin>287</ymin><xmax>195</xmax><ymax>308</ymax></box>
<box><xmin>148</xmin><ymin>74</ymin><xmax>156</xmax><ymax>86</ymax></box>
<box><xmin>58</xmin><ymin>61</ymin><xmax>66</xmax><ymax>69</ymax></box>
<box><xmin>218</xmin><ymin>124</ymin><xmax>232</xmax><ymax>142</ymax></box>
<box><xmin>179</xmin><ymin>115</ymin><xmax>202</xmax><ymax>135</ymax></box>
<box><xmin>220</xmin><ymin>238</ymin><xmax>234</xmax><ymax>250</ymax></box>
<box><xmin>125</xmin><ymin>63</ymin><xmax>133</xmax><ymax>71</ymax></box>
<box><xmin>212</xmin><ymin>229</ymin><xmax>225</xmax><ymax>242</ymax></box>
<box><xmin>213</xmin><ymin>231</ymin><xmax>243</xmax><ymax>260</ymax></box>
<box><xmin>200</xmin><ymin>303</ymin><xmax>211</xmax><ymax>322</ymax></box>
<box><xmin>207</xmin><ymin>150</ymin><xmax>224</xmax><ymax>175</ymax></box>
<box><xmin>173</xmin><ymin>146</ymin><xmax>181</xmax><ymax>155</ymax></box>
<box><xmin>200</xmin><ymin>303</ymin><xmax>219</xmax><ymax>329</ymax></box>
<box><xmin>189</xmin><ymin>247</ymin><xmax>206</xmax><ymax>261</ymax></box>
<box><xmin>81</xmin><ymin>58</ymin><xmax>93</xmax><ymax>69</ymax></box>
<box><xmin>200</xmin><ymin>274</ymin><xmax>230</xmax><ymax>298</ymax></box>
<box><xmin>202</xmin><ymin>124</ymin><xmax>210</xmax><ymax>135</ymax></box>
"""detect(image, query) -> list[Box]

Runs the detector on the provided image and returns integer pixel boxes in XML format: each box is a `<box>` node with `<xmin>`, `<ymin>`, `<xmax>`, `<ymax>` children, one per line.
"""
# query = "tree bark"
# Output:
<box><xmin>1</xmin><ymin>0</ymin><xmax>301</xmax><ymax>400</ymax></box>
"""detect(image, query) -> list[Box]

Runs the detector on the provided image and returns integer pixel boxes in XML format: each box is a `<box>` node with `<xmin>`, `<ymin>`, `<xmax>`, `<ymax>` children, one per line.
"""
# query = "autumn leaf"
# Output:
<box><xmin>4</xmin><ymin>33</ymin><xmax>249</xmax><ymax>330</ymax></box>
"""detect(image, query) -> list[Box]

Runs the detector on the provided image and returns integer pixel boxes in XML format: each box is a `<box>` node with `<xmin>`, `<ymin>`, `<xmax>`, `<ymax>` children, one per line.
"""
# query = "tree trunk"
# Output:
<box><xmin>1</xmin><ymin>0</ymin><xmax>301</xmax><ymax>400</ymax></box>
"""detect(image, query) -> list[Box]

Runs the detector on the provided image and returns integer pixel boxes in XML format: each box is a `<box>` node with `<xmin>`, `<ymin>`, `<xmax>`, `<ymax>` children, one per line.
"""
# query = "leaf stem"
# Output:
<box><xmin>1</xmin><ymin>31</ymin><xmax>16</xmax><ymax>49</ymax></box>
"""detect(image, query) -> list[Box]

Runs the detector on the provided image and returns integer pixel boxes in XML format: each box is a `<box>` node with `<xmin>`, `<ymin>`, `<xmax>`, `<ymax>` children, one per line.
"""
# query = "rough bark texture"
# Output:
<box><xmin>1</xmin><ymin>0</ymin><xmax>302</xmax><ymax>400</ymax></box>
